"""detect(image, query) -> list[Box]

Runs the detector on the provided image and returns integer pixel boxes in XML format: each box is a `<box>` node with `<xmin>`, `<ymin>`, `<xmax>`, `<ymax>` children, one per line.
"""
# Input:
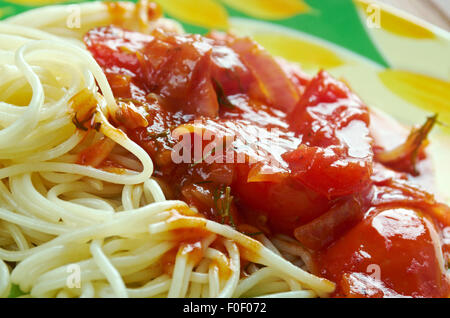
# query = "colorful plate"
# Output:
<box><xmin>1</xmin><ymin>0</ymin><xmax>449</xmax><ymax>201</ymax></box>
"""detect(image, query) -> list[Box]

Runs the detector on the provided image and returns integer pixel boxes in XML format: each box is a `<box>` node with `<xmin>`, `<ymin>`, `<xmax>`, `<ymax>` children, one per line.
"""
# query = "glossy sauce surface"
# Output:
<box><xmin>83</xmin><ymin>25</ymin><xmax>450</xmax><ymax>297</ymax></box>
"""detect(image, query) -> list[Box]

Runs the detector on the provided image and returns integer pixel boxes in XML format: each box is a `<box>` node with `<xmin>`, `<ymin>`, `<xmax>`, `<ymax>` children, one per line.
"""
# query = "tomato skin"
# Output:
<box><xmin>284</xmin><ymin>144</ymin><xmax>372</xmax><ymax>198</ymax></box>
<box><xmin>317</xmin><ymin>207</ymin><xmax>450</xmax><ymax>298</ymax></box>
<box><xmin>233</xmin><ymin>164</ymin><xmax>331</xmax><ymax>235</ymax></box>
<box><xmin>293</xmin><ymin>195</ymin><xmax>366</xmax><ymax>250</ymax></box>
<box><xmin>228</xmin><ymin>37</ymin><xmax>300</xmax><ymax>113</ymax></box>
<box><xmin>85</xmin><ymin>26</ymin><xmax>151</xmax><ymax>74</ymax></box>
<box><xmin>284</xmin><ymin>71</ymin><xmax>373</xmax><ymax>197</ymax></box>
<box><xmin>208</xmin><ymin>31</ymin><xmax>302</xmax><ymax>110</ymax></box>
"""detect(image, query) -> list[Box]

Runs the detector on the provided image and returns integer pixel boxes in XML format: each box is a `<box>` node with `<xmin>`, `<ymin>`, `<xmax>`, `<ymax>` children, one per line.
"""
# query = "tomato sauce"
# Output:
<box><xmin>83</xmin><ymin>25</ymin><xmax>450</xmax><ymax>297</ymax></box>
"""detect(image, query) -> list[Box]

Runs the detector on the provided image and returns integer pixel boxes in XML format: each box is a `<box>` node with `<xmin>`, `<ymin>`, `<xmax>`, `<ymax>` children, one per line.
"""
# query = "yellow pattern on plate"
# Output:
<box><xmin>252</xmin><ymin>32</ymin><xmax>344</xmax><ymax>69</ymax></box>
<box><xmin>356</xmin><ymin>0</ymin><xmax>435</xmax><ymax>39</ymax></box>
<box><xmin>220</xmin><ymin>0</ymin><xmax>309</xmax><ymax>20</ymax></box>
<box><xmin>379</xmin><ymin>70</ymin><xmax>450</xmax><ymax>125</ymax></box>
<box><xmin>154</xmin><ymin>0</ymin><xmax>228</xmax><ymax>29</ymax></box>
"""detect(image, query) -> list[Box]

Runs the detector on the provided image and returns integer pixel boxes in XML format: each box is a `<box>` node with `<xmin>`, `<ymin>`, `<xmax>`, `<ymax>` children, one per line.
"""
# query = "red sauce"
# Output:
<box><xmin>83</xmin><ymin>25</ymin><xmax>450</xmax><ymax>297</ymax></box>
<box><xmin>161</xmin><ymin>208</ymin><xmax>211</xmax><ymax>275</ymax></box>
<box><xmin>317</xmin><ymin>207</ymin><xmax>448</xmax><ymax>297</ymax></box>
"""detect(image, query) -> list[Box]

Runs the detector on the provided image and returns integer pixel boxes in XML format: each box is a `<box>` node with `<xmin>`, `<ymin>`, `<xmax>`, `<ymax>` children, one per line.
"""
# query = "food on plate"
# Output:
<box><xmin>0</xmin><ymin>1</ymin><xmax>448</xmax><ymax>298</ymax></box>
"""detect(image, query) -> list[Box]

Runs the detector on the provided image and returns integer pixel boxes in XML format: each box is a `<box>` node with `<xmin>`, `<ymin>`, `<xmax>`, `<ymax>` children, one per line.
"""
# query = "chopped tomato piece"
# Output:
<box><xmin>284</xmin><ymin>71</ymin><xmax>373</xmax><ymax>197</ymax></box>
<box><xmin>77</xmin><ymin>137</ymin><xmax>116</xmax><ymax>167</ymax></box>
<box><xmin>233</xmin><ymin>167</ymin><xmax>332</xmax><ymax>234</ymax></box>
<box><xmin>293</xmin><ymin>195</ymin><xmax>365</xmax><ymax>250</ymax></box>
<box><xmin>317</xmin><ymin>208</ymin><xmax>450</xmax><ymax>298</ymax></box>
<box><xmin>115</xmin><ymin>100</ymin><xmax>148</xmax><ymax>129</ymax></box>
<box><xmin>229</xmin><ymin>38</ymin><xmax>300</xmax><ymax>113</ymax></box>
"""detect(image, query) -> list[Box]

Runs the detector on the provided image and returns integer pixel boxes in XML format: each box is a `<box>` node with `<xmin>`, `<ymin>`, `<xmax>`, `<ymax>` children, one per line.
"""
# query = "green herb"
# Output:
<box><xmin>72</xmin><ymin>112</ymin><xmax>88</xmax><ymax>131</ymax></box>
<box><xmin>8</xmin><ymin>284</ymin><xmax>27</xmax><ymax>298</ymax></box>
<box><xmin>93</xmin><ymin>122</ymin><xmax>101</xmax><ymax>132</ymax></box>
<box><xmin>72</xmin><ymin>111</ymin><xmax>97</xmax><ymax>131</ymax></box>
<box><xmin>213</xmin><ymin>185</ymin><xmax>235</xmax><ymax>228</ymax></box>
<box><xmin>243</xmin><ymin>231</ymin><xmax>263</xmax><ymax>237</ymax></box>
<box><xmin>213</xmin><ymin>187</ymin><xmax>221</xmax><ymax>210</ymax></box>
<box><xmin>149</xmin><ymin>130</ymin><xmax>170</xmax><ymax>139</ymax></box>
<box><xmin>194</xmin><ymin>180</ymin><xmax>213</xmax><ymax>185</ymax></box>
<box><xmin>223</xmin><ymin>186</ymin><xmax>234</xmax><ymax>226</ymax></box>
<box><xmin>212</xmin><ymin>78</ymin><xmax>234</xmax><ymax>109</ymax></box>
